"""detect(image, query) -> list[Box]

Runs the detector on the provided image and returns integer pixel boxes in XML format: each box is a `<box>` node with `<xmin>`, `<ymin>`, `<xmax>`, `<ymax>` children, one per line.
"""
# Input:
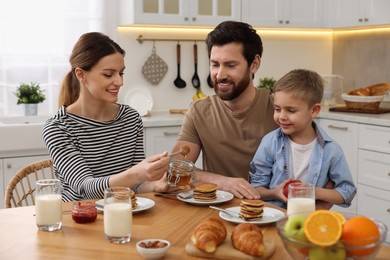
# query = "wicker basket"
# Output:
<box><xmin>341</xmin><ymin>94</ymin><xmax>384</xmax><ymax>111</ymax></box>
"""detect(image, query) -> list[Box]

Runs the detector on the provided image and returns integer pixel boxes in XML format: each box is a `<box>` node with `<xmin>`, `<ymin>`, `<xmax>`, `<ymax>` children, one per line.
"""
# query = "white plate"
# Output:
<box><xmin>177</xmin><ymin>190</ymin><xmax>234</xmax><ymax>205</ymax></box>
<box><xmin>124</xmin><ymin>88</ymin><xmax>153</xmax><ymax>116</ymax></box>
<box><xmin>95</xmin><ymin>197</ymin><xmax>155</xmax><ymax>213</ymax></box>
<box><xmin>219</xmin><ymin>206</ymin><xmax>285</xmax><ymax>225</ymax></box>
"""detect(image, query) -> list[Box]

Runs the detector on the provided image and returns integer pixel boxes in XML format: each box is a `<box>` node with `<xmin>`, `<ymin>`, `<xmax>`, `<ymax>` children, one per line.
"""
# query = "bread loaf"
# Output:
<box><xmin>191</xmin><ymin>217</ymin><xmax>227</xmax><ymax>253</ymax></box>
<box><xmin>348</xmin><ymin>82</ymin><xmax>390</xmax><ymax>96</ymax></box>
<box><xmin>231</xmin><ymin>223</ymin><xmax>265</xmax><ymax>257</ymax></box>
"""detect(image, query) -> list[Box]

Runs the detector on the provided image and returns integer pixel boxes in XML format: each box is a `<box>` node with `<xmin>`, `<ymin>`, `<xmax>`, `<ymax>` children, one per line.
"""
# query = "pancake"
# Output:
<box><xmin>130</xmin><ymin>189</ymin><xmax>138</xmax><ymax>209</ymax></box>
<box><xmin>239</xmin><ymin>199</ymin><xmax>265</xmax><ymax>220</ymax></box>
<box><xmin>193</xmin><ymin>183</ymin><xmax>218</xmax><ymax>201</ymax></box>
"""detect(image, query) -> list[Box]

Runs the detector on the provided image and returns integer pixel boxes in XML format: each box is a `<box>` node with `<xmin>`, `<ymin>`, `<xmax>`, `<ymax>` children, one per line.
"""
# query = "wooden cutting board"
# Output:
<box><xmin>185</xmin><ymin>235</ymin><xmax>275</xmax><ymax>259</ymax></box>
<box><xmin>329</xmin><ymin>106</ymin><xmax>390</xmax><ymax>114</ymax></box>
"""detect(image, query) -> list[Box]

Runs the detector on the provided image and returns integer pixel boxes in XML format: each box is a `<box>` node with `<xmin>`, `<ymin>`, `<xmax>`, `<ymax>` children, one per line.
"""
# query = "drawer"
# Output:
<box><xmin>359</xmin><ymin>124</ymin><xmax>390</xmax><ymax>154</ymax></box>
<box><xmin>358</xmin><ymin>149</ymin><xmax>390</xmax><ymax>190</ymax></box>
<box><xmin>357</xmin><ymin>184</ymin><xmax>390</xmax><ymax>243</ymax></box>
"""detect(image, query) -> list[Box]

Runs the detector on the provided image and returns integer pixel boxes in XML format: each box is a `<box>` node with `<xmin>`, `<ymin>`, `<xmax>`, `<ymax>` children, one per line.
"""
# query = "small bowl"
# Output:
<box><xmin>276</xmin><ymin>213</ymin><xmax>387</xmax><ymax>260</ymax></box>
<box><xmin>136</xmin><ymin>239</ymin><xmax>170</xmax><ymax>259</ymax></box>
<box><xmin>341</xmin><ymin>93</ymin><xmax>384</xmax><ymax>110</ymax></box>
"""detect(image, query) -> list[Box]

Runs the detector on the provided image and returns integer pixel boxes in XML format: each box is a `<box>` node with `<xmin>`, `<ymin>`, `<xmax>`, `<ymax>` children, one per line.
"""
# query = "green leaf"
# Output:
<box><xmin>13</xmin><ymin>82</ymin><xmax>45</xmax><ymax>104</ymax></box>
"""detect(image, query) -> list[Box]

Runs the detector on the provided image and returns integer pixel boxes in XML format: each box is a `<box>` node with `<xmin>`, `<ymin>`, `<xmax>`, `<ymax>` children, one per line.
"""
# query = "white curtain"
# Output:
<box><xmin>0</xmin><ymin>0</ymin><xmax>117</xmax><ymax>116</ymax></box>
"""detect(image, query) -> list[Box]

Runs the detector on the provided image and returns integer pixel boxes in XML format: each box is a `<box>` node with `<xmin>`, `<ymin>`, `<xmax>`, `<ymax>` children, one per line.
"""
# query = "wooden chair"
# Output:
<box><xmin>4</xmin><ymin>159</ymin><xmax>55</xmax><ymax>208</ymax></box>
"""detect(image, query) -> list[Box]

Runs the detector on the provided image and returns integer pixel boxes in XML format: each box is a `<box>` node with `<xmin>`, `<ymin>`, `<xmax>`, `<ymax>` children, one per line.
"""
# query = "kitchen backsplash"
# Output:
<box><xmin>117</xmin><ymin>27</ymin><xmax>333</xmax><ymax>111</ymax></box>
<box><xmin>333</xmin><ymin>29</ymin><xmax>390</xmax><ymax>97</ymax></box>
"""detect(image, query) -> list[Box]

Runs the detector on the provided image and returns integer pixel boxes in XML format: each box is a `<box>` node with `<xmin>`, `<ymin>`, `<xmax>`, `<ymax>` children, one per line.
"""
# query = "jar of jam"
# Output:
<box><xmin>72</xmin><ymin>201</ymin><xmax>97</xmax><ymax>224</ymax></box>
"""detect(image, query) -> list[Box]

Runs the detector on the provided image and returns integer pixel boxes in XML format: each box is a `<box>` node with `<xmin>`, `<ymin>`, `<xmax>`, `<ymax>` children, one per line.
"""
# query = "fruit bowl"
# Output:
<box><xmin>276</xmin><ymin>212</ymin><xmax>388</xmax><ymax>260</ymax></box>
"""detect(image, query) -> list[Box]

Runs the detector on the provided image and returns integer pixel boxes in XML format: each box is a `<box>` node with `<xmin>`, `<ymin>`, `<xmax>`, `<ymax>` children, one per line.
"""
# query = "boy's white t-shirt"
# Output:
<box><xmin>289</xmin><ymin>138</ymin><xmax>317</xmax><ymax>181</ymax></box>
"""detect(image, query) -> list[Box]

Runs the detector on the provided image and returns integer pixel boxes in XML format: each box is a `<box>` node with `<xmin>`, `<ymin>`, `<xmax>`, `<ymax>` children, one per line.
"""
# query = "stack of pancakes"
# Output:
<box><xmin>193</xmin><ymin>183</ymin><xmax>218</xmax><ymax>201</ymax></box>
<box><xmin>130</xmin><ymin>189</ymin><xmax>138</xmax><ymax>209</ymax></box>
<box><xmin>239</xmin><ymin>199</ymin><xmax>265</xmax><ymax>220</ymax></box>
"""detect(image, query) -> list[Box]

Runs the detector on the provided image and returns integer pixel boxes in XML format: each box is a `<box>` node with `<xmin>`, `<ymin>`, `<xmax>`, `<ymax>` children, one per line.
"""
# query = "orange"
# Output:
<box><xmin>341</xmin><ymin>216</ymin><xmax>380</xmax><ymax>256</ymax></box>
<box><xmin>330</xmin><ymin>211</ymin><xmax>346</xmax><ymax>225</ymax></box>
<box><xmin>303</xmin><ymin>210</ymin><xmax>342</xmax><ymax>247</ymax></box>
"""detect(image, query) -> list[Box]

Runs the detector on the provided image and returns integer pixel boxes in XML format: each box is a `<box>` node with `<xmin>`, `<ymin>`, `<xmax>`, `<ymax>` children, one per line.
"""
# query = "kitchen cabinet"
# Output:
<box><xmin>316</xmin><ymin>118</ymin><xmax>358</xmax><ymax>215</ymax></box>
<box><xmin>119</xmin><ymin>0</ymin><xmax>241</xmax><ymax>26</ymax></box>
<box><xmin>357</xmin><ymin>124</ymin><xmax>390</xmax><ymax>242</ymax></box>
<box><xmin>241</xmin><ymin>0</ymin><xmax>324</xmax><ymax>28</ymax></box>
<box><xmin>325</xmin><ymin>0</ymin><xmax>390</xmax><ymax>28</ymax></box>
<box><xmin>144</xmin><ymin>126</ymin><xmax>202</xmax><ymax>168</ymax></box>
<box><xmin>1</xmin><ymin>154</ymin><xmax>49</xmax><ymax>209</ymax></box>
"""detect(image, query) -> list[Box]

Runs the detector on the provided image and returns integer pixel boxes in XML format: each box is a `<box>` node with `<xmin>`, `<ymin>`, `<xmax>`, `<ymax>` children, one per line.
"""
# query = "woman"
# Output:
<box><xmin>43</xmin><ymin>32</ymin><xmax>171</xmax><ymax>202</ymax></box>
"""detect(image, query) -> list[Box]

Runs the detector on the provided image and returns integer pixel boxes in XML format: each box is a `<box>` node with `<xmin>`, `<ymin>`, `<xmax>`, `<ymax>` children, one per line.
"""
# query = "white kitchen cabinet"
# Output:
<box><xmin>317</xmin><ymin>118</ymin><xmax>358</xmax><ymax>215</ymax></box>
<box><xmin>357</xmin><ymin>123</ymin><xmax>390</xmax><ymax>243</ymax></box>
<box><xmin>119</xmin><ymin>0</ymin><xmax>241</xmax><ymax>26</ymax></box>
<box><xmin>144</xmin><ymin>126</ymin><xmax>202</xmax><ymax>168</ymax></box>
<box><xmin>241</xmin><ymin>0</ymin><xmax>324</xmax><ymax>28</ymax></box>
<box><xmin>325</xmin><ymin>0</ymin><xmax>390</xmax><ymax>28</ymax></box>
<box><xmin>1</xmin><ymin>154</ymin><xmax>49</xmax><ymax>209</ymax></box>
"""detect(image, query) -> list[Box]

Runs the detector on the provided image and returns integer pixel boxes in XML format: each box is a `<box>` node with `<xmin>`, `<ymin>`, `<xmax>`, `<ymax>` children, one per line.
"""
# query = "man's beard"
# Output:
<box><xmin>213</xmin><ymin>70</ymin><xmax>251</xmax><ymax>101</ymax></box>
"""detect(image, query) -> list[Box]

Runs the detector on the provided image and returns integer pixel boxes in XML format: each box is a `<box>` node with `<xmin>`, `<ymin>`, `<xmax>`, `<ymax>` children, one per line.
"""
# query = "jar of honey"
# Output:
<box><xmin>72</xmin><ymin>201</ymin><xmax>97</xmax><ymax>224</ymax></box>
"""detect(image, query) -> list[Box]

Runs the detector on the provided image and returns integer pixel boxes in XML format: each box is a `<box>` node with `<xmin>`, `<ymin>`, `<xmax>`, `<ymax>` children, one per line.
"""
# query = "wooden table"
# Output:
<box><xmin>1</xmin><ymin>193</ymin><xmax>389</xmax><ymax>259</ymax></box>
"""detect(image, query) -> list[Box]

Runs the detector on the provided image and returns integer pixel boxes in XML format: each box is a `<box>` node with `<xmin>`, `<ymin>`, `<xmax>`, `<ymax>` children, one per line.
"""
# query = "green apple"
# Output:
<box><xmin>284</xmin><ymin>215</ymin><xmax>307</xmax><ymax>241</ymax></box>
<box><xmin>309</xmin><ymin>242</ymin><xmax>346</xmax><ymax>260</ymax></box>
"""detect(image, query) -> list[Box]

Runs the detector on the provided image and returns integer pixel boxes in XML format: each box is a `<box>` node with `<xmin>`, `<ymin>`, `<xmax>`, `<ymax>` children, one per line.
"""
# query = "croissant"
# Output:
<box><xmin>231</xmin><ymin>223</ymin><xmax>265</xmax><ymax>257</ymax></box>
<box><xmin>191</xmin><ymin>217</ymin><xmax>227</xmax><ymax>253</ymax></box>
<box><xmin>348</xmin><ymin>82</ymin><xmax>390</xmax><ymax>96</ymax></box>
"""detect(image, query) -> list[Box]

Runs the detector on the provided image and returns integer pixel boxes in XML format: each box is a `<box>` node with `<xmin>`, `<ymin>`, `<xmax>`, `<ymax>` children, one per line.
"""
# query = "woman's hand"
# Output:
<box><xmin>137</xmin><ymin>152</ymin><xmax>170</xmax><ymax>181</ymax></box>
<box><xmin>152</xmin><ymin>173</ymin><xmax>192</xmax><ymax>193</ymax></box>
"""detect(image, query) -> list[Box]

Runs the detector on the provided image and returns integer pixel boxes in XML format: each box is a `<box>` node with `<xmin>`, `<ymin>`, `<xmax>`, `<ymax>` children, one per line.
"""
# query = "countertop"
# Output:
<box><xmin>319</xmin><ymin>106</ymin><xmax>390</xmax><ymax>127</ymax></box>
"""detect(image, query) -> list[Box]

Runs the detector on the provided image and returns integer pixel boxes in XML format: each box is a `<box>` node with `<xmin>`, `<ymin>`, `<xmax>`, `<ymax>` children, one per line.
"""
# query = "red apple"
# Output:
<box><xmin>283</xmin><ymin>179</ymin><xmax>302</xmax><ymax>197</ymax></box>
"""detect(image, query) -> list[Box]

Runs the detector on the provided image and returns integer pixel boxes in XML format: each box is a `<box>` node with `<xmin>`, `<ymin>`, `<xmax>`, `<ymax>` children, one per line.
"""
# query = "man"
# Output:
<box><xmin>172</xmin><ymin>21</ymin><xmax>278</xmax><ymax>199</ymax></box>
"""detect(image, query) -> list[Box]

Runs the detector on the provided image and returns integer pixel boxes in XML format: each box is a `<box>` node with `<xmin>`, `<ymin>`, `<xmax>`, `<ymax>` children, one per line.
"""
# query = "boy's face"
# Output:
<box><xmin>273</xmin><ymin>91</ymin><xmax>320</xmax><ymax>143</ymax></box>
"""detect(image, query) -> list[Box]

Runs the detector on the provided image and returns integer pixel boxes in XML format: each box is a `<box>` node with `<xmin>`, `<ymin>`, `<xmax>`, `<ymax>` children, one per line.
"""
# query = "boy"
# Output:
<box><xmin>249</xmin><ymin>69</ymin><xmax>356</xmax><ymax>209</ymax></box>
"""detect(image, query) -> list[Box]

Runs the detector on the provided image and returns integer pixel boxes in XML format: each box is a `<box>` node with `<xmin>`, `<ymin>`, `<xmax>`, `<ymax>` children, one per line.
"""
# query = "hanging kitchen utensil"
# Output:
<box><xmin>207</xmin><ymin>73</ymin><xmax>213</xmax><ymax>88</ymax></box>
<box><xmin>173</xmin><ymin>42</ymin><xmax>186</xmax><ymax>88</ymax></box>
<box><xmin>191</xmin><ymin>43</ymin><xmax>201</xmax><ymax>89</ymax></box>
<box><xmin>142</xmin><ymin>42</ymin><xmax>168</xmax><ymax>85</ymax></box>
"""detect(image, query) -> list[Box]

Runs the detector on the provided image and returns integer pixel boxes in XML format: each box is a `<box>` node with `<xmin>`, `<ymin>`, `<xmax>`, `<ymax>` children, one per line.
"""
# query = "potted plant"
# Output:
<box><xmin>14</xmin><ymin>82</ymin><xmax>45</xmax><ymax>116</ymax></box>
<box><xmin>257</xmin><ymin>77</ymin><xmax>276</xmax><ymax>94</ymax></box>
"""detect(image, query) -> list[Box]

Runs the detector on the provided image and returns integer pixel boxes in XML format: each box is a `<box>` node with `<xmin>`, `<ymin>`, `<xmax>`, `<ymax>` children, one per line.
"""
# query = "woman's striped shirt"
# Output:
<box><xmin>42</xmin><ymin>104</ymin><xmax>144</xmax><ymax>202</ymax></box>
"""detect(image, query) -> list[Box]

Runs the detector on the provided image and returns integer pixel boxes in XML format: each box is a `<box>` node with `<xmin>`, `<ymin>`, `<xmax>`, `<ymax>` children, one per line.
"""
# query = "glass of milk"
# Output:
<box><xmin>35</xmin><ymin>179</ymin><xmax>62</xmax><ymax>231</ymax></box>
<box><xmin>104</xmin><ymin>187</ymin><xmax>132</xmax><ymax>244</ymax></box>
<box><xmin>287</xmin><ymin>182</ymin><xmax>315</xmax><ymax>216</ymax></box>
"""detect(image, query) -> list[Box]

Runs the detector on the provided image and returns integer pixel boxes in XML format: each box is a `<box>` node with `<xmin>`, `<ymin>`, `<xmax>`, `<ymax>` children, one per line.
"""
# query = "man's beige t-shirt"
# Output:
<box><xmin>178</xmin><ymin>88</ymin><xmax>278</xmax><ymax>179</ymax></box>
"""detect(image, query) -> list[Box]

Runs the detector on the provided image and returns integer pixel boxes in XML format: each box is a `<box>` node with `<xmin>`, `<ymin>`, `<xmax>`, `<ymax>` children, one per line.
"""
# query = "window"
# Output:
<box><xmin>0</xmin><ymin>0</ymin><xmax>116</xmax><ymax>116</ymax></box>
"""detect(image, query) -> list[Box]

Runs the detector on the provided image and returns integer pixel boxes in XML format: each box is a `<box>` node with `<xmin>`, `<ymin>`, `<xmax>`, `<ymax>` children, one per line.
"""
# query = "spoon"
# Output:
<box><xmin>174</xmin><ymin>43</ymin><xmax>186</xmax><ymax>88</ymax></box>
<box><xmin>169</xmin><ymin>145</ymin><xmax>190</xmax><ymax>158</ymax></box>
<box><xmin>191</xmin><ymin>43</ymin><xmax>201</xmax><ymax>89</ymax></box>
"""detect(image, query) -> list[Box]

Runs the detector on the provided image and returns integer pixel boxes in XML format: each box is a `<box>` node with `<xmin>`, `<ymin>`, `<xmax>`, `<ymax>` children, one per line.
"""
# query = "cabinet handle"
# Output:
<box><xmin>358</xmin><ymin>18</ymin><xmax>363</xmax><ymax>22</ymax></box>
<box><xmin>328</xmin><ymin>125</ymin><xmax>348</xmax><ymax>131</ymax></box>
<box><xmin>192</xmin><ymin>17</ymin><xmax>196</xmax><ymax>21</ymax></box>
<box><xmin>184</xmin><ymin>17</ymin><xmax>188</xmax><ymax>21</ymax></box>
<box><xmin>387</xmin><ymin>209</ymin><xmax>390</xmax><ymax>213</ymax></box>
<box><xmin>388</xmin><ymin>173</ymin><xmax>390</xmax><ymax>176</ymax></box>
<box><xmin>279</xmin><ymin>20</ymin><xmax>283</xmax><ymax>24</ymax></box>
<box><xmin>364</xmin><ymin>18</ymin><xmax>369</xmax><ymax>22</ymax></box>
<box><xmin>7</xmin><ymin>163</ymin><xmax>12</xmax><ymax>169</ymax></box>
<box><xmin>285</xmin><ymin>20</ymin><xmax>290</xmax><ymax>24</ymax></box>
<box><xmin>164</xmin><ymin>132</ymin><xmax>179</xmax><ymax>136</ymax></box>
